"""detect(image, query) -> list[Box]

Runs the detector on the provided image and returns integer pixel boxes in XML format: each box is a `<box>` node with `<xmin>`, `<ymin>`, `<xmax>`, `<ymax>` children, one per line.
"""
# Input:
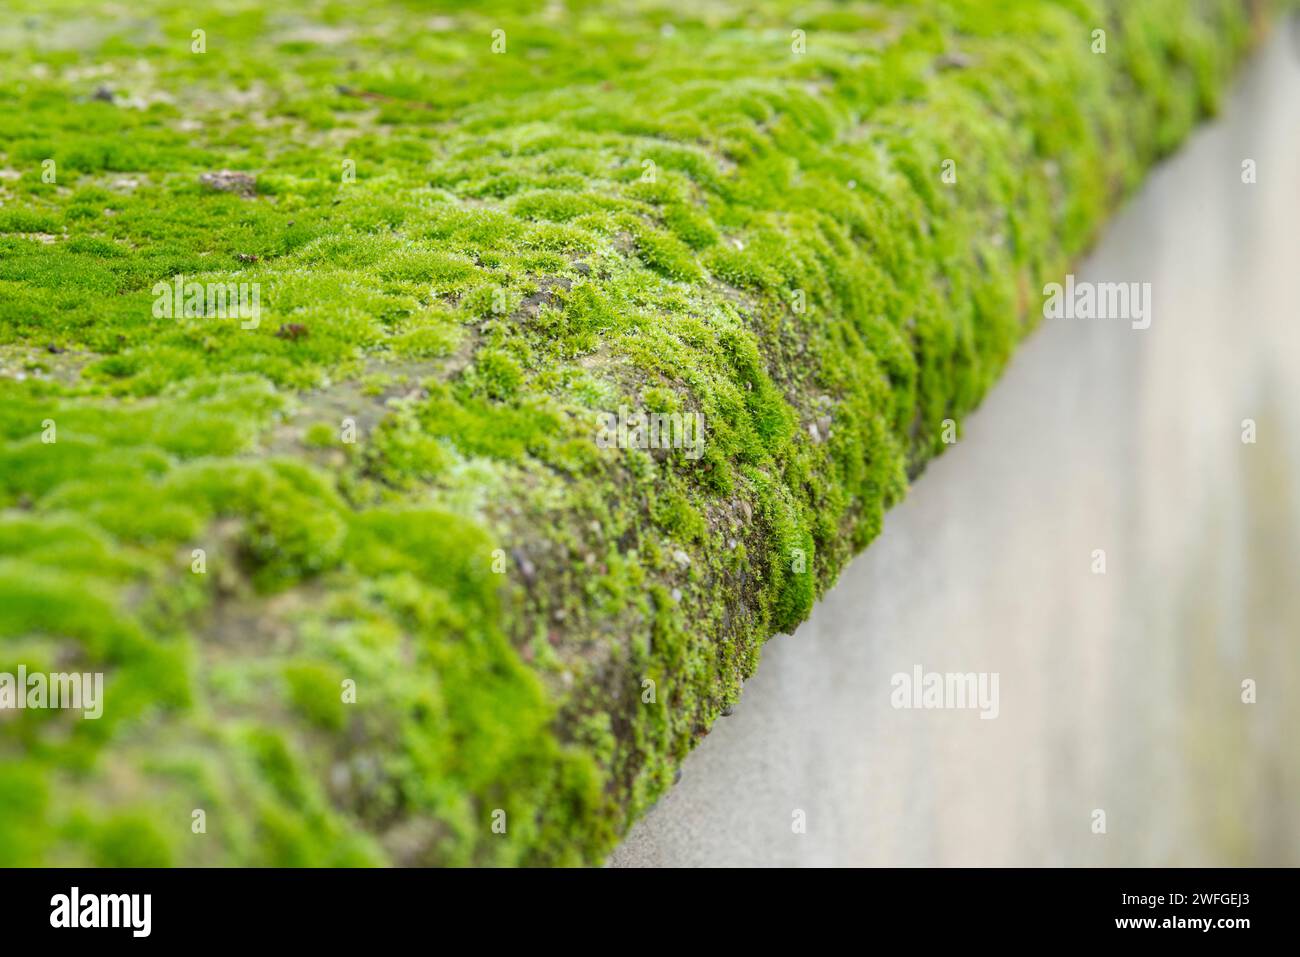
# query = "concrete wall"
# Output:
<box><xmin>610</xmin><ymin>22</ymin><xmax>1300</xmax><ymax>867</ymax></box>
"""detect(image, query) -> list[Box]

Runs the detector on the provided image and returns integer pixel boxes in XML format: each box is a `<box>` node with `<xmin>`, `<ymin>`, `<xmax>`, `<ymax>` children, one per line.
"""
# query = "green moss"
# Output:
<box><xmin>90</xmin><ymin>813</ymin><xmax>174</xmax><ymax>868</ymax></box>
<box><xmin>0</xmin><ymin>0</ymin><xmax>1270</xmax><ymax>866</ymax></box>
<box><xmin>283</xmin><ymin>661</ymin><xmax>348</xmax><ymax>732</ymax></box>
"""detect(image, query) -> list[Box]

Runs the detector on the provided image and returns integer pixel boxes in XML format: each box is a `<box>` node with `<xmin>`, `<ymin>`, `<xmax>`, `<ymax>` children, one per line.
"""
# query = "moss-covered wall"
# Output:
<box><xmin>0</xmin><ymin>0</ymin><xmax>1272</xmax><ymax>864</ymax></box>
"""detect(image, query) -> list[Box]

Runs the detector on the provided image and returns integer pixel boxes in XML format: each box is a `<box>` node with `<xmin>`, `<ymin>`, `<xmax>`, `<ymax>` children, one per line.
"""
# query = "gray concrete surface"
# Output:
<box><xmin>609</xmin><ymin>23</ymin><xmax>1300</xmax><ymax>867</ymax></box>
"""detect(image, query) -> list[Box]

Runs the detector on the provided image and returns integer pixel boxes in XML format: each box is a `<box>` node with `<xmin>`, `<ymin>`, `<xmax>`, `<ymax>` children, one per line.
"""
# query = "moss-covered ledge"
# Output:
<box><xmin>0</xmin><ymin>0</ymin><xmax>1274</xmax><ymax>865</ymax></box>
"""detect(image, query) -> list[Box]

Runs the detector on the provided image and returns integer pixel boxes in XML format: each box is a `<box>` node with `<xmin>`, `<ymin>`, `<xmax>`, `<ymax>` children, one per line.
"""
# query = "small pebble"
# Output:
<box><xmin>511</xmin><ymin>547</ymin><xmax>536</xmax><ymax>583</ymax></box>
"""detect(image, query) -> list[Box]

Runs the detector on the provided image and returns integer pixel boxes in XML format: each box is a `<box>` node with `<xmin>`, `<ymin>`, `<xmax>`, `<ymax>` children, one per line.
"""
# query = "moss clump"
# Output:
<box><xmin>0</xmin><ymin>0</ymin><xmax>1271</xmax><ymax>864</ymax></box>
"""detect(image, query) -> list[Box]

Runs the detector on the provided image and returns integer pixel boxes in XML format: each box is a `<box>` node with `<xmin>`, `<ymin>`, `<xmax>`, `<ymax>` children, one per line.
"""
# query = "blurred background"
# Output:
<box><xmin>611</xmin><ymin>19</ymin><xmax>1300</xmax><ymax>867</ymax></box>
